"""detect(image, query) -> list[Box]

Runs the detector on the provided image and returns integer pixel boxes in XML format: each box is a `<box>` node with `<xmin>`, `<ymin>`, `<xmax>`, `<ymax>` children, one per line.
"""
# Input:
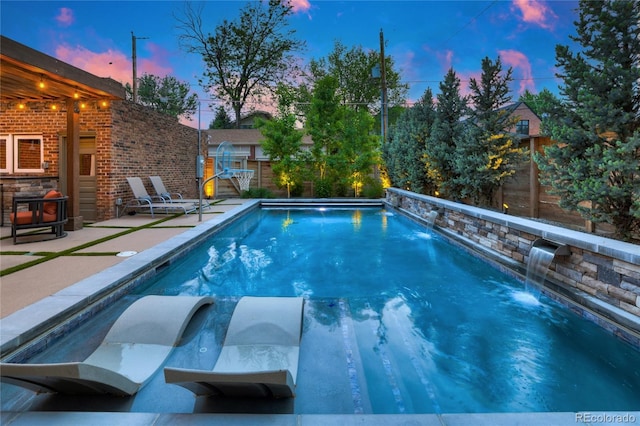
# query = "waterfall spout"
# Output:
<box><xmin>425</xmin><ymin>211</ymin><xmax>438</xmax><ymax>231</ymax></box>
<box><xmin>525</xmin><ymin>239</ymin><xmax>570</xmax><ymax>295</ymax></box>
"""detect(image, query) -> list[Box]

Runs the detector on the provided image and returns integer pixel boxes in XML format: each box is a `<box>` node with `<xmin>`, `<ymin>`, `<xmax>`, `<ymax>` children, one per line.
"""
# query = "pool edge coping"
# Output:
<box><xmin>0</xmin><ymin>200</ymin><xmax>262</xmax><ymax>358</ymax></box>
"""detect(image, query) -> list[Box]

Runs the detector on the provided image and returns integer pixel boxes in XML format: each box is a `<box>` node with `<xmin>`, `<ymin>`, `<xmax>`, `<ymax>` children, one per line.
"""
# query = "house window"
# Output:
<box><xmin>516</xmin><ymin>120</ymin><xmax>530</xmax><ymax>135</ymax></box>
<box><xmin>1</xmin><ymin>134</ymin><xmax>44</xmax><ymax>173</ymax></box>
<box><xmin>0</xmin><ymin>135</ymin><xmax>9</xmax><ymax>173</ymax></box>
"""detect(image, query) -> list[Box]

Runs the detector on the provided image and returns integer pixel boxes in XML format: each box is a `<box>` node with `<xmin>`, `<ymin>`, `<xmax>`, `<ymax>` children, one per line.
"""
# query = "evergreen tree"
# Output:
<box><xmin>454</xmin><ymin>56</ymin><xmax>528</xmax><ymax>205</ymax></box>
<box><xmin>534</xmin><ymin>0</ymin><xmax>640</xmax><ymax>240</ymax></box>
<box><xmin>383</xmin><ymin>88</ymin><xmax>436</xmax><ymax>193</ymax></box>
<box><xmin>209</xmin><ymin>105</ymin><xmax>233</xmax><ymax>129</ymax></box>
<box><xmin>426</xmin><ymin>68</ymin><xmax>468</xmax><ymax>198</ymax></box>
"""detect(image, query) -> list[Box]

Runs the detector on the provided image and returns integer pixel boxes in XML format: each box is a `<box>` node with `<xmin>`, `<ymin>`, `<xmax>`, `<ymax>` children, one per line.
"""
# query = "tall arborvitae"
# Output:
<box><xmin>453</xmin><ymin>56</ymin><xmax>527</xmax><ymax>206</ymax></box>
<box><xmin>534</xmin><ymin>0</ymin><xmax>640</xmax><ymax>240</ymax></box>
<box><xmin>382</xmin><ymin>88</ymin><xmax>436</xmax><ymax>194</ymax></box>
<box><xmin>426</xmin><ymin>68</ymin><xmax>468</xmax><ymax>199</ymax></box>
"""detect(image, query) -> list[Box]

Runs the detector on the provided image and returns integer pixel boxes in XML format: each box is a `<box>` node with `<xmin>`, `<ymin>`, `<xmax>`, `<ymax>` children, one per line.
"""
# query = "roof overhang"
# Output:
<box><xmin>0</xmin><ymin>36</ymin><xmax>125</xmax><ymax>102</ymax></box>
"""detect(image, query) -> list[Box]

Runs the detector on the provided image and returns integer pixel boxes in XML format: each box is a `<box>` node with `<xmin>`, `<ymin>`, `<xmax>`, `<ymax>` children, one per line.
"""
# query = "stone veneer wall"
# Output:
<box><xmin>386</xmin><ymin>188</ymin><xmax>640</xmax><ymax>342</ymax></box>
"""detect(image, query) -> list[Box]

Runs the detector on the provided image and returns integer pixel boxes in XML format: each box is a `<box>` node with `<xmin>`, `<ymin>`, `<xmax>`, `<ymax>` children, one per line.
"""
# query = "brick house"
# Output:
<box><xmin>0</xmin><ymin>36</ymin><xmax>202</xmax><ymax>227</ymax></box>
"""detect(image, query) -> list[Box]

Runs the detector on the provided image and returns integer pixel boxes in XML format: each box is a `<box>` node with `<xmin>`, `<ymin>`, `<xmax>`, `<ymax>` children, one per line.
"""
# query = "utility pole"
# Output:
<box><xmin>131</xmin><ymin>32</ymin><xmax>149</xmax><ymax>103</ymax></box>
<box><xmin>380</xmin><ymin>28</ymin><xmax>388</xmax><ymax>143</ymax></box>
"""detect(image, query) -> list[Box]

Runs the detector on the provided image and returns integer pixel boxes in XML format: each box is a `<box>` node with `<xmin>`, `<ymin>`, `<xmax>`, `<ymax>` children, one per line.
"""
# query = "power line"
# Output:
<box><xmin>438</xmin><ymin>0</ymin><xmax>500</xmax><ymax>48</ymax></box>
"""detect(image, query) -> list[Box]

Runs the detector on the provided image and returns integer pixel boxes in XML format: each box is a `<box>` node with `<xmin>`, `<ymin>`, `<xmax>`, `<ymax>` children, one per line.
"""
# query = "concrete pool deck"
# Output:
<box><xmin>1</xmin><ymin>199</ymin><xmax>638</xmax><ymax>425</ymax></box>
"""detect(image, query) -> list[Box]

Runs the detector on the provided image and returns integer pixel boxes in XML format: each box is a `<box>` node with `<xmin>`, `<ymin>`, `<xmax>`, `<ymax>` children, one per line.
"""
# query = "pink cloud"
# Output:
<box><xmin>137</xmin><ymin>42</ymin><xmax>174</xmax><ymax>77</ymax></box>
<box><xmin>55</xmin><ymin>7</ymin><xmax>74</xmax><ymax>27</ymax></box>
<box><xmin>436</xmin><ymin>49</ymin><xmax>454</xmax><ymax>73</ymax></box>
<box><xmin>498</xmin><ymin>49</ymin><xmax>535</xmax><ymax>95</ymax></box>
<box><xmin>55</xmin><ymin>42</ymin><xmax>173</xmax><ymax>87</ymax></box>
<box><xmin>56</xmin><ymin>44</ymin><xmax>132</xmax><ymax>85</ymax></box>
<box><xmin>290</xmin><ymin>0</ymin><xmax>311</xmax><ymax>14</ymax></box>
<box><xmin>511</xmin><ymin>0</ymin><xmax>557</xmax><ymax>29</ymax></box>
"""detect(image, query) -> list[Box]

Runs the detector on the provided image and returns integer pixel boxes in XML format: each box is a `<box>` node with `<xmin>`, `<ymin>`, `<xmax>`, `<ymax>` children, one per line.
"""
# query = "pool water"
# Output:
<box><xmin>5</xmin><ymin>207</ymin><xmax>639</xmax><ymax>415</ymax></box>
<box><xmin>138</xmin><ymin>208</ymin><xmax>640</xmax><ymax>413</ymax></box>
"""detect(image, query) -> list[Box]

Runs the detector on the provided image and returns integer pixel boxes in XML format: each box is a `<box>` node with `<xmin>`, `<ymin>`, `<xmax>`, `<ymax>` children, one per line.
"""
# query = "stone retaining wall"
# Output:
<box><xmin>386</xmin><ymin>188</ymin><xmax>640</xmax><ymax>341</ymax></box>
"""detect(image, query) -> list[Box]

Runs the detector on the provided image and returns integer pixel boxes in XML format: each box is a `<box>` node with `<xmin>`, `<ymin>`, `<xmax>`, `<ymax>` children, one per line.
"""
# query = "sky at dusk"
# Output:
<box><xmin>1</xmin><ymin>0</ymin><xmax>580</xmax><ymax>127</ymax></box>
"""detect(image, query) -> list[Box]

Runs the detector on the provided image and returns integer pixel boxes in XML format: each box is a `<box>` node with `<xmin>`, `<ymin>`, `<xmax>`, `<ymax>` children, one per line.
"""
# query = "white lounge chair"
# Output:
<box><xmin>124</xmin><ymin>177</ymin><xmax>197</xmax><ymax>217</ymax></box>
<box><xmin>164</xmin><ymin>296</ymin><xmax>304</xmax><ymax>398</ymax></box>
<box><xmin>149</xmin><ymin>175</ymin><xmax>210</xmax><ymax>209</ymax></box>
<box><xmin>0</xmin><ymin>295</ymin><xmax>214</xmax><ymax>396</ymax></box>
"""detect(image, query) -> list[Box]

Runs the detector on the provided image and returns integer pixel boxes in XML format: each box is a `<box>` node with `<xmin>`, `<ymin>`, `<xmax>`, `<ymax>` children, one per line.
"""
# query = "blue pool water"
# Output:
<box><xmin>5</xmin><ymin>207</ymin><xmax>639</xmax><ymax>415</ymax></box>
<box><xmin>136</xmin><ymin>207</ymin><xmax>640</xmax><ymax>413</ymax></box>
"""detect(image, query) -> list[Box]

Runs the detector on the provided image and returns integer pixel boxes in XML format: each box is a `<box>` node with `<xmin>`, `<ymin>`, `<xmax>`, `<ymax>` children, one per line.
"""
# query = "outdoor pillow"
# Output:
<box><xmin>43</xmin><ymin>190</ymin><xmax>62</xmax><ymax>216</ymax></box>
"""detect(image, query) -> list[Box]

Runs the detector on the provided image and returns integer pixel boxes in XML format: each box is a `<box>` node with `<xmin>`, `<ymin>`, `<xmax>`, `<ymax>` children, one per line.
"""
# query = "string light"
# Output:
<box><xmin>2</xmin><ymin>99</ymin><xmax>112</xmax><ymax>111</ymax></box>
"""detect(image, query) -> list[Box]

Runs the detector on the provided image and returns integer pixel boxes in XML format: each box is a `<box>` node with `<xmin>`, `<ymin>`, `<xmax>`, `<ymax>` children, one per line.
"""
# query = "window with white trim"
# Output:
<box><xmin>1</xmin><ymin>134</ymin><xmax>44</xmax><ymax>173</ymax></box>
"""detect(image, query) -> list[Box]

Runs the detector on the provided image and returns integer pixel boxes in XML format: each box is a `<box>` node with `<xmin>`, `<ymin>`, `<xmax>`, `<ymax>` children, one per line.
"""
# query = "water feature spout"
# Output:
<box><xmin>425</xmin><ymin>211</ymin><xmax>438</xmax><ymax>231</ymax></box>
<box><xmin>525</xmin><ymin>239</ymin><xmax>570</xmax><ymax>295</ymax></box>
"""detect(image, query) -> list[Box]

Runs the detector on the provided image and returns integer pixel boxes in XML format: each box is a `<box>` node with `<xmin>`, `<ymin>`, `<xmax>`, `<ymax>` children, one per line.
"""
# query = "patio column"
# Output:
<box><xmin>65</xmin><ymin>98</ymin><xmax>83</xmax><ymax>230</ymax></box>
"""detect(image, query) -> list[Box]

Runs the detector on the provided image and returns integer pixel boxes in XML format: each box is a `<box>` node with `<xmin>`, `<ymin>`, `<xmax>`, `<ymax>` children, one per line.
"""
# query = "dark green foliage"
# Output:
<box><xmin>304</xmin><ymin>75</ymin><xmax>378</xmax><ymax>196</ymax></box>
<box><xmin>241</xmin><ymin>187</ymin><xmax>275</xmax><ymax>199</ymax></box>
<box><xmin>296</xmin><ymin>40</ymin><xmax>408</xmax><ymax>117</ymax></box>
<box><xmin>383</xmin><ymin>88</ymin><xmax>436</xmax><ymax>194</ymax></box>
<box><xmin>426</xmin><ymin>68</ymin><xmax>468</xmax><ymax>199</ymax></box>
<box><xmin>314</xmin><ymin>178</ymin><xmax>332</xmax><ymax>198</ymax></box>
<box><xmin>209</xmin><ymin>105</ymin><xmax>234</xmax><ymax>129</ymax></box>
<box><xmin>125</xmin><ymin>74</ymin><xmax>198</xmax><ymax>120</ymax></box>
<box><xmin>362</xmin><ymin>179</ymin><xmax>385</xmax><ymax>198</ymax></box>
<box><xmin>453</xmin><ymin>57</ymin><xmax>528</xmax><ymax>205</ymax></box>
<box><xmin>534</xmin><ymin>0</ymin><xmax>640</xmax><ymax>240</ymax></box>
<box><xmin>306</xmin><ymin>76</ymin><xmax>344</xmax><ymax>188</ymax></box>
<box><xmin>257</xmin><ymin>84</ymin><xmax>307</xmax><ymax>198</ymax></box>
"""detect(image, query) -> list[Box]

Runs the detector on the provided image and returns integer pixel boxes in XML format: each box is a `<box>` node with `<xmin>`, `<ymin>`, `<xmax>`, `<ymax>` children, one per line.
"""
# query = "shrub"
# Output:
<box><xmin>241</xmin><ymin>187</ymin><xmax>275</xmax><ymax>198</ymax></box>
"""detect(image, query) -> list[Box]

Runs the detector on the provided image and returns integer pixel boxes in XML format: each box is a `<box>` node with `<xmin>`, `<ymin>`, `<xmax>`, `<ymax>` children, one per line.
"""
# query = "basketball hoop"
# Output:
<box><xmin>233</xmin><ymin>169</ymin><xmax>254</xmax><ymax>191</ymax></box>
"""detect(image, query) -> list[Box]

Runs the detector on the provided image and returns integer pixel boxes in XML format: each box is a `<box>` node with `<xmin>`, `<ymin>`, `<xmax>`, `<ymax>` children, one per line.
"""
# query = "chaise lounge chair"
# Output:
<box><xmin>0</xmin><ymin>295</ymin><xmax>214</xmax><ymax>396</ymax></box>
<box><xmin>124</xmin><ymin>177</ymin><xmax>197</xmax><ymax>217</ymax></box>
<box><xmin>164</xmin><ymin>296</ymin><xmax>304</xmax><ymax>398</ymax></box>
<box><xmin>149</xmin><ymin>175</ymin><xmax>210</xmax><ymax>209</ymax></box>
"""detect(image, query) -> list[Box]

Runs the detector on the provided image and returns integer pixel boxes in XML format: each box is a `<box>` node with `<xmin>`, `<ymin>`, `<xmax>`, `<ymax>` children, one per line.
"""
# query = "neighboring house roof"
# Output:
<box><xmin>205</xmin><ymin>129</ymin><xmax>313</xmax><ymax>146</ymax></box>
<box><xmin>465</xmin><ymin>101</ymin><xmax>544</xmax><ymax>138</ymax></box>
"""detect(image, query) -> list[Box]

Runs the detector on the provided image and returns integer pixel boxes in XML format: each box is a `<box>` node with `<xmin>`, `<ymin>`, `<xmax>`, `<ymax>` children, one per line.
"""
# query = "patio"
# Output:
<box><xmin>0</xmin><ymin>199</ymin><xmax>246</xmax><ymax>318</ymax></box>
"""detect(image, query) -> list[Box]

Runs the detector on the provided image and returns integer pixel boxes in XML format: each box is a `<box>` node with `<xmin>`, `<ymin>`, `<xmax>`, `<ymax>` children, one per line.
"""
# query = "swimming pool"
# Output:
<box><xmin>4</xmin><ymin>207</ymin><xmax>640</xmax><ymax>415</ymax></box>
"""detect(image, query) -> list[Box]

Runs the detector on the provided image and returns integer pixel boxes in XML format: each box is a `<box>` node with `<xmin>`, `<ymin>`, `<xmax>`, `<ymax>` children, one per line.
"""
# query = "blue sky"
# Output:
<box><xmin>1</xmin><ymin>0</ymin><xmax>580</xmax><ymax>126</ymax></box>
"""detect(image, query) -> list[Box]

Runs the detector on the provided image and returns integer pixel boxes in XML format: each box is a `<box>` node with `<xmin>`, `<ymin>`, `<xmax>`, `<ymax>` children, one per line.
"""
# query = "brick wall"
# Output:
<box><xmin>1</xmin><ymin>101</ymin><xmax>200</xmax><ymax>222</ymax></box>
<box><xmin>107</xmin><ymin>101</ymin><xmax>199</xmax><ymax>220</ymax></box>
<box><xmin>387</xmin><ymin>188</ymin><xmax>640</xmax><ymax>342</ymax></box>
